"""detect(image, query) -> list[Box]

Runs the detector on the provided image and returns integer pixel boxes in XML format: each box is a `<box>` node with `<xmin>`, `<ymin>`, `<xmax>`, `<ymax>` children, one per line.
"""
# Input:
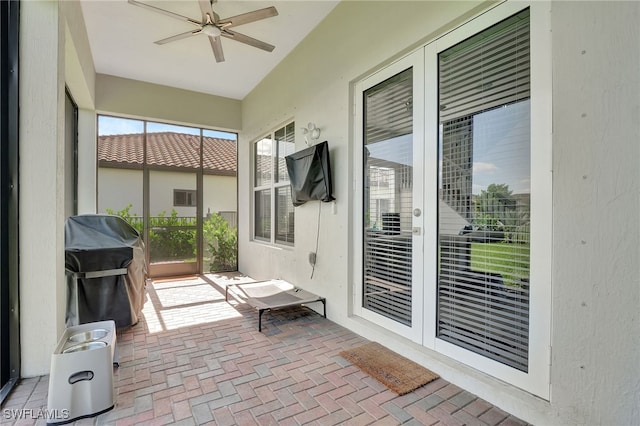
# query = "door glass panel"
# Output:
<box><xmin>437</xmin><ymin>10</ymin><xmax>531</xmax><ymax>371</ymax></box>
<box><xmin>363</xmin><ymin>68</ymin><xmax>414</xmax><ymax>326</ymax></box>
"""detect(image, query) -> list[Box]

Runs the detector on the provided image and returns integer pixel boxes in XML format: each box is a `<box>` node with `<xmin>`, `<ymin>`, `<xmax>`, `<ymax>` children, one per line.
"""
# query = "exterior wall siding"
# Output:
<box><xmin>550</xmin><ymin>1</ymin><xmax>640</xmax><ymax>422</ymax></box>
<box><xmin>98</xmin><ymin>168</ymin><xmax>237</xmax><ymax>218</ymax></box>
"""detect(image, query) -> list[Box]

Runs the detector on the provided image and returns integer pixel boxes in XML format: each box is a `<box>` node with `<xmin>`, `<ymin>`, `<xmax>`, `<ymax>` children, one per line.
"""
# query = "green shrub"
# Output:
<box><xmin>204</xmin><ymin>213</ymin><xmax>238</xmax><ymax>272</ymax></box>
<box><xmin>106</xmin><ymin>206</ymin><xmax>237</xmax><ymax>269</ymax></box>
<box><xmin>106</xmin><ymin>205</ymin><xmax>196</xmax><ymax>262</ymax></box>
<box><xmin>105</xmin><ymin>204</ymin><xmax>142</xmax><ymax>234</ymax></box>
<box><xmin>148</xmin><ymin>210</ymin><xmax>196</xmax><ymax>262</ymax></box>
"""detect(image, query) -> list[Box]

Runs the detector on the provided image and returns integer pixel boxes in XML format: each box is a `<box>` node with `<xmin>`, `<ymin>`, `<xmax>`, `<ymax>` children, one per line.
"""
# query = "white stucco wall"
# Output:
<box><xmin>19</xmin><ymin>0</ymin><xmax>68</xmax><ymax>377</ymax></box>
<box><xmin>96</xmin><ymin>74</ymin><xmax>242</xmax><ymax>132</ymax></box>
<box><xmin>62</xmin><ymin>1</ymin><xmax>97</xmax><ymax>215</ymax></box>
<box><xmin>97</xmin><ymin>168</ymin><xmax>236</xmax><ymax>218</ymax></box>
<box><xmin>239</xmin><ymin>1</ymin><xmax>640</xmax><ymax>424</ymax></box>
<box><xmin>550</xmin><ymin>1</ymin><xmax>640</xmax><ymax>423</ymax></box>
<box><xmin>203</xmin><ymin>175</ymin><xmax>237</xmax><ymax>216</ymax></box>
<box><xmin>19</xmin><ymin>0</ymin><xmax>99</xmax><ymax>378</ymax></box>
<box><xmin>76</xmin><ymin>109</ymin><xmax>97</xmax><ymax>214</ymax></box>
<box><xmin>97</xmin><ymin>168</ymin><xmax>143</xmax><ymax>215</ymax></box>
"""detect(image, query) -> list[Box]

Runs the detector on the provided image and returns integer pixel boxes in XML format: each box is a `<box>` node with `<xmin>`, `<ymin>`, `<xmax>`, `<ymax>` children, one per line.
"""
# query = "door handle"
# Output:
<box><xmin>413</xmin><ymin>208</ymin><xmax>422</xmax><ymax>217</ymax></box>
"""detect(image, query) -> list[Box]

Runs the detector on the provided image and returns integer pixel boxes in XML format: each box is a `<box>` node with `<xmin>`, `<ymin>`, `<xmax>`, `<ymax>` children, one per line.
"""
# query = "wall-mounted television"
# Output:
<box><xmin>285</xmin><ymin>141</ymin><xmax>335</xmax><ymax>207</ymax></box>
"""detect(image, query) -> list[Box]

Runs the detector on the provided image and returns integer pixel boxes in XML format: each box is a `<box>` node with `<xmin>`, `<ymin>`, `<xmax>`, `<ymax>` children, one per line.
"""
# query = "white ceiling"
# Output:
<box><xmin>81</xmin><ymin>0</ymin><xmax>339</xmax><ymax>100</ymax></box>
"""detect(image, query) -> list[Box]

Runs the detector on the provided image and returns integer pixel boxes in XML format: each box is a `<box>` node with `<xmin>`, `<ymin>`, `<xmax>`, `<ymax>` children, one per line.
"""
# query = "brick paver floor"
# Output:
<box><xmin>1</xmin><ymin>272</ymin><xmax>530</xmax><ymax>425</ymax></box>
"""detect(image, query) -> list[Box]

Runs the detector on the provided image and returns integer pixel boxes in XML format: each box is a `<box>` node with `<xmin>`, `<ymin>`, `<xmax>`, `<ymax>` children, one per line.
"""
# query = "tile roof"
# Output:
<box><xmin>98</xmin><ymin>132</ymin><xmax>237</xmax><ymax>176</ymax></box>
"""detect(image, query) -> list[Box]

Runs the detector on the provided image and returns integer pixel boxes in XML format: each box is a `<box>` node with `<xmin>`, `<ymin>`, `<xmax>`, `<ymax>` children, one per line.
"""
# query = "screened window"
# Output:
<box><xmin>437</xmin><ymin>9</ymin><xmax>531</xmax><ymax>371</ymax></box>
<box><xmin>253</xmin><ymin>122</ymin><xmax>295</xmax><ymax>244</ymax></box>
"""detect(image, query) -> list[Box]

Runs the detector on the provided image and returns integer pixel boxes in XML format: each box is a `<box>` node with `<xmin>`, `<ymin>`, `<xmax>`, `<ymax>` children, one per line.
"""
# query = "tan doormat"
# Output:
<box><xmin>339</xmin><ymin>341</ymin><xmax>439</xmax><ymax>395</ymax></box>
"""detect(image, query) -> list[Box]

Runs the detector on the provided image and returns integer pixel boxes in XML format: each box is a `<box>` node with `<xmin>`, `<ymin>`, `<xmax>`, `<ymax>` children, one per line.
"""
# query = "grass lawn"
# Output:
<box><xmin>470</xmin><ymin>242</ymin><xmax>530</xmax><ymax>287</ymax></box>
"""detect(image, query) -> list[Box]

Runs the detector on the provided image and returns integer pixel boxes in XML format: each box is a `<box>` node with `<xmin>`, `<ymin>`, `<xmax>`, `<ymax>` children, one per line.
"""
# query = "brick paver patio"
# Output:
<box><xmin>1</xmin><ymin>273</ymin><xmax>530</xmax><ymax>425</ymax></box>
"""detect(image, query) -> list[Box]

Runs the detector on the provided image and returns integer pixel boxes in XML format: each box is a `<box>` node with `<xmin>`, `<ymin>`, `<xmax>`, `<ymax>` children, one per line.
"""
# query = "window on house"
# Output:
<box><xmin>253</xmin><ymin>122</ymin><xmax>295</xmax><ymax>244</ymax></box>
<box><xmin>437</xmin><ymin>8</ymin><xmax>531</xmax><ymax>372</ymax></box>
<box><xmin>173</xmin><ymin>189</ymin><xmax>196</xmax><ymax>207</ymax></box>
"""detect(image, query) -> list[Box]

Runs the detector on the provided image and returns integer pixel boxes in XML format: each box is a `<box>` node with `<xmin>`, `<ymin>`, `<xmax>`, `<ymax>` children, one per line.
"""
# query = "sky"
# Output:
<box><xmin>367</xmin><ymin>100</ymin><xmax>531</xmax><ymax>196</ymax></box>
<box><xmin>98</xmin><ymin>115</ymin><xmax>237</xmax><ymax>140</ymax></box>
<box><xmin>470</xmin><ymin>100</ymin><xmax>531</xmax><ymax>195</ymax></box>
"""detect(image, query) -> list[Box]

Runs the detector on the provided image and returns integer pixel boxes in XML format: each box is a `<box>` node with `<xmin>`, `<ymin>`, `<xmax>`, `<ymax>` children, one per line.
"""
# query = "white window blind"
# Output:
<box><xmin>254</xmin><ymin>136</ymin><xmax>272</xmax><ymax>240</ymax></box>
<box><xmin>363</xmin><ymin>68</ymin><xmax>414</xmax><ymax>326</ymax></box>
<box><xmin>253</xmin><ymin>122</ymin><xmax>295</xmax><ymax>245</ymax></box>
<box><xmin>437</xmin><ymin>9</ymin><xmax>531</xmax><ymax>372</ymax></box>
<box><xmin>275</xmin><ymin>124</ymin><xmax>295</xmax><ymax>244</ymax></box>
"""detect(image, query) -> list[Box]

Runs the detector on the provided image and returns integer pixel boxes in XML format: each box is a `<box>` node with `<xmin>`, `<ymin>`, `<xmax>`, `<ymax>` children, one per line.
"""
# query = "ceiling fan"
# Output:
<box><xmin>128</xmin><ymin>0</ymin><xmax>278</xmax><ymax>63</ymax></box>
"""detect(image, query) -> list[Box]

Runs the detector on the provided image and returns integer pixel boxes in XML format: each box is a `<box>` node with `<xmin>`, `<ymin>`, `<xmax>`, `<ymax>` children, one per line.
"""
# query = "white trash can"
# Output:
<box><xmin>46</xmin><ymin>320</ymin><xmax>116</xmax><ymax>425</ymax></box>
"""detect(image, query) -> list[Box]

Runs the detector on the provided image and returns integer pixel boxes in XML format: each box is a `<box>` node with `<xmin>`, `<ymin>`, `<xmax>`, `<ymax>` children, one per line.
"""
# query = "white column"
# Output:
<box><xmin>19</xmin><ymin>0</ymin><xmax>66</xmax><ymax>376</ymax></box>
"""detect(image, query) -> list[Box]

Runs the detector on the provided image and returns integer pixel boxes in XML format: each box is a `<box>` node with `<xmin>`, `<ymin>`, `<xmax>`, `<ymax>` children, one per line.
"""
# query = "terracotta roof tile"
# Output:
<box><xmin>97</xmin><ymin>132</ymin><xmax>236</xmax><ymax>175</ymax></box>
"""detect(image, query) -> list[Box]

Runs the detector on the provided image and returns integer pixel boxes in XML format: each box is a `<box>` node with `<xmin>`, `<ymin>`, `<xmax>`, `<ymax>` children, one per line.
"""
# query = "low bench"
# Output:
<box><xmin>225</xmin><ymin>279</ymin><xmax>326</xmax><ymax>332</ymax></box>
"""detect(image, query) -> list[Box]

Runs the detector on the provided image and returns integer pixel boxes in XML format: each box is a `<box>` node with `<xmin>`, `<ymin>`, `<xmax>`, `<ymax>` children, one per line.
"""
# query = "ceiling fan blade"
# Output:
<box><xmin>155</xmin><ymin>29</ymin><xmax>202</xmax><ymax>45</ymax></box>
<box><xmin>208</xmin><ymin>36</ymin><xmax>225</xmax><ymax>63</ymax></box>
<box><xmin>197</xmin><ymin>0</ymin><xmax>217</xmax><ymax>24</ymax></box>
<box><xmin>222</xmin><ymin>30</ymin><xmax>275</xmax><ymax>52</ymax></box>
<box><xmin>218</xmin><ymin>7</ymin><xmax>278</xmax><ymax>28</ymax></box>
<box><xmin>128</xmin><ymin>0</ymin><xmax>201</xmax><ymax>27</ymax></box>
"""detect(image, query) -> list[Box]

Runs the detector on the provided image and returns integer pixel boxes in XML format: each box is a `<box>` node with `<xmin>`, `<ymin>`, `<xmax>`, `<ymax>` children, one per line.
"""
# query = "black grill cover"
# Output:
<box><xmin>65</xmin><ymin>214</ymin><xmax>146</xmax><ymax>328</ymax></box>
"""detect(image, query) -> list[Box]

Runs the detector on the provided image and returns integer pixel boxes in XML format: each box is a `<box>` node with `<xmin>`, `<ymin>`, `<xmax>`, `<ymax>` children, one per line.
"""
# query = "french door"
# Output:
<box><xmin>354</xmin><ymin>2</ymin><xmax>551</xmax><ymax>398</ymax></box>
<box><xmin>355</xmin><ymin>52</ymin><xmax>425</xmax><ymax>342</ymax></box>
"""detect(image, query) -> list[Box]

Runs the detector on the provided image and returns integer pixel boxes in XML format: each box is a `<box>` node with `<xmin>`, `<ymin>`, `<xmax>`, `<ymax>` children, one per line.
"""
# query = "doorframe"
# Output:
<box><xmin>352</xmin><ymin>50</ymin><xmax>425</xmax><ymax>343</ymax></box>
<box><xmin>0</xmin><ymin>0</ymin><xmax>21</xmax><ymax>403</ymax></box>
<box><xmin>65</xmin><ymin>87</ymin><xmax>78</xmax><ymax>218</ymax></box>
<box><xmin>145</xmin><ymin>166</ymin><xmax>202</xmax><ymax>278</ymax></box>
<box><xmin>351</xmin><ymin>0</ymin><xmax>552</xmax><ymax>399</ymax></box>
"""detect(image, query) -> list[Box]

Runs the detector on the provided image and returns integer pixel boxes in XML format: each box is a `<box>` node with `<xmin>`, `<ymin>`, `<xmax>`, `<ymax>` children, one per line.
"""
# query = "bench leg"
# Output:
<box><xmin>258</xmin><ymin>309</ymin><xmax>265</xmax><ymax>332</ymax></box>
<box><xmin>321</xmin><ymin>299</ymin><xmax>326</xmax><ymax>318</ymax></box>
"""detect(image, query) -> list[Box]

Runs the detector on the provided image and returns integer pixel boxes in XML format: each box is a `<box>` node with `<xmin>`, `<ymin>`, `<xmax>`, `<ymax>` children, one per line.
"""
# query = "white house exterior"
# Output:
<box><xmin>96</xmin><ymin>132</ymin><xmax>237</xmax><ymax>218</ymax></box>
<box><xmin>14</xmin><ymin>1</ymin><xmax>640</xmax><ymax>425</ymax></box>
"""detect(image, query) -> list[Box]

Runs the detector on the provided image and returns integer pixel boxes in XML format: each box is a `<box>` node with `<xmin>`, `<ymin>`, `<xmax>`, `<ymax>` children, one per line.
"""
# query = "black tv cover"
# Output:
<box><xmin>285</xmin><ymin>141</ymin><xmax>335</xmax><ymax>207</ymax></box>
